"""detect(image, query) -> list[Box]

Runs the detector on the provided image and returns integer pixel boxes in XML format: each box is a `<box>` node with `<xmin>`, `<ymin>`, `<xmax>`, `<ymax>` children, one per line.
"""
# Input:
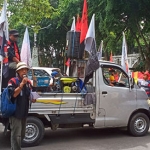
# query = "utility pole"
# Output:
<box><xmin>32</xmin><ymin>32</ymin><xmax>38</xmax><ymax>67</ymax></box>
<box><xmin>23</xmin><ymin>24</ymin><xmax>51</xmax><ymax>67</ymax></box>
<box><xmin>32</xmin><ymin>24</ymin><xmax>51</xmax><ymax>67</ymax></box>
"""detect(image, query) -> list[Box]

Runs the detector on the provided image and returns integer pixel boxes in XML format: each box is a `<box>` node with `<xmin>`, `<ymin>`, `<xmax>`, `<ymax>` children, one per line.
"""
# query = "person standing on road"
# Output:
<box><xmin>8</xmin><ymin>62</ymin><xmax>36</xmax><ymax>150</ymax></box>
<box><xmin>138</xmin><ymin>71</ymin><xmax>150</xmax><ymax>97</ymax></box>
<box><xmin>2</xmin><ymin>29</ymin><xmax>21</xmax><ymax>89</ymax></box>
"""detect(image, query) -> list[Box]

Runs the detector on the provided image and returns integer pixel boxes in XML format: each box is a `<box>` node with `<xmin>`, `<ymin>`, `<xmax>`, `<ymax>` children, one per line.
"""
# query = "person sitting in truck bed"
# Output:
<box><xmin>50</xmin><ymin>71</ymin><xmax>60</xmax><ymax>91</ymax></box>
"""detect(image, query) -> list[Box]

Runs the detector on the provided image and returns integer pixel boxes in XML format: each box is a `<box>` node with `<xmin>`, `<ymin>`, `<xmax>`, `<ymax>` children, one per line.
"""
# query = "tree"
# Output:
<box><xmin>94</xmin><ymin>0</ymin><xmax>150</xmax><ymax>70</ymax></box>
<box><xmin>8</xmin><ymin>0</ymin><xmax>55</xmax><ymax>33</ymax></box>
<box><xmin>2</xmin><ymin>0</ymin><xmax>150</xmax><ymax>71</ymax></box>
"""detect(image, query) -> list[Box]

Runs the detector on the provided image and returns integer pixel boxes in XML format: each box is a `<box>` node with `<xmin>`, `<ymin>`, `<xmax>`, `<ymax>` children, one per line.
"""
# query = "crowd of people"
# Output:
<box><xmin>108</xmin><ymin>68</ymin><xmax>150</xmax><ymax>98</ymax></box>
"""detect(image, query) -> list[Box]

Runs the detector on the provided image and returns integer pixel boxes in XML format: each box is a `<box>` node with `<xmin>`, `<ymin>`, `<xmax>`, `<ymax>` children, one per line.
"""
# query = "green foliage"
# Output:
<box><xmin>1</xmin><ymin>0</ymin><xmax>150</xmax><ymax>70</ymax></box>
<box><xmin>8</xmin><ymin>0</ymin><xmax>55</xmax><ymax>33</ymax></box>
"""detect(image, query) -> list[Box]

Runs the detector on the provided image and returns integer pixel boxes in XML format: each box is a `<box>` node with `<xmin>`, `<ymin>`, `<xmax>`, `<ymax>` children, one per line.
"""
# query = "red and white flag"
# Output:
<box><xmin>20</xmin><ymin>28</ymin><xmax>32</xmax><ymax>68</ymax></box>
<box><xmin>121</xmin><ymin>32</ymin><xmax>129</xmax><ymax>73</ymax></box>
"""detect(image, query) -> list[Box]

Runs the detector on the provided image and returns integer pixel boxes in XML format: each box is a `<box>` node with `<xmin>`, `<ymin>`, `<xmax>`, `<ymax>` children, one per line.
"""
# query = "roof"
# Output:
<box><xmin>31</xmin><ymin>67</ymin><xmax>60</xmax><ymax>71</ymax></box>
<box><xmin>29</xmin><ymin>67</ymin><xmax>61</xmax><ymax>76</ymax></box>
<box><xmin>31</xmin><ymin>67</ymin><xmax>59</xmax><ymax>69</ymax></box>
<box><xmin>99</xmin><ymin>60</ymin><xmax>116</xmax><ymax>64</ymax></box>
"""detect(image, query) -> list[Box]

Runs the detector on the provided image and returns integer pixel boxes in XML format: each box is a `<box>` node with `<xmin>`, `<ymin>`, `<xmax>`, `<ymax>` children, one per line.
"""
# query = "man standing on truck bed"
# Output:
<box><xmin>8</xmin><ymin>62</ymin><xmax>36</xmax><ymax>150</ymax></box>
<box><xmin>2</xmin><ymin>29</ymin><xmax>21</xmax><ymax>89</ymax></box>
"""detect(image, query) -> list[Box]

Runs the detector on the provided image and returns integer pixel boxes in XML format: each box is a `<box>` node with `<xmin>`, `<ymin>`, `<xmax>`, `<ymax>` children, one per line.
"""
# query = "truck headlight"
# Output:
<box><xmin>147</xmin><ymin>99</ymin><xmax>150</xmax><ymax>105</ymax></box>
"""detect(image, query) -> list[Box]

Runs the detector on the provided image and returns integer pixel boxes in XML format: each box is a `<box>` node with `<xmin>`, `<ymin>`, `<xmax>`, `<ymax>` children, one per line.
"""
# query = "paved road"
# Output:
<box><xmin>1</xmin><ymin>123</ymin><xmax>150</xmax><ymax>150</ymax></box>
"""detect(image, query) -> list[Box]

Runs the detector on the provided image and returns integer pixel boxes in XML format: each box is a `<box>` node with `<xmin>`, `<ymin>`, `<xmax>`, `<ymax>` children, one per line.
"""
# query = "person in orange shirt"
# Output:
<box><xmin>109</xmin><ymin>69</ymin><xmax>117</xmax><ymax>86</ymax></box>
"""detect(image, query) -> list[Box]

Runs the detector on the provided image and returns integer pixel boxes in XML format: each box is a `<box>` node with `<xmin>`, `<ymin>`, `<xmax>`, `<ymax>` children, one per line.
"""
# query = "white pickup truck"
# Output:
<box><xmin>0</xmin><ymin>60</ymin><xmax>150</xmax><ymax>147</ymax></box>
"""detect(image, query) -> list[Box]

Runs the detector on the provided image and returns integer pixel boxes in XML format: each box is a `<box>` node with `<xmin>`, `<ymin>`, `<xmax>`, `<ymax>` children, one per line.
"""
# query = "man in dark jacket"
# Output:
<box><xmin>2</xmin><ymin>29</ymin><xmax>20</xmax><ymax>89</ymax></box>
<box><xmin>8</xmin><ymin>62</ymin><xmax>36</xmax><ymax>150</ymax></box>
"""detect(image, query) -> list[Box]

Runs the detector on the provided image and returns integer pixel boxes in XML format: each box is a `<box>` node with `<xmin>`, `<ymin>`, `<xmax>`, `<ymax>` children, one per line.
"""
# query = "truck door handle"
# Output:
<box><xmin>102</xmin><ymin>91</ymin><xmax>107</xmax><ymax>94</ymax></box>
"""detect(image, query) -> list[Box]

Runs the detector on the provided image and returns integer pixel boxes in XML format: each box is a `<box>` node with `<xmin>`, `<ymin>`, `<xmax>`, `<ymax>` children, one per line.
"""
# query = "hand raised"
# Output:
<box><xmin>21</xmin><ymin>77</ymin><xmax>28</xmax><ymax>85</ymax></box>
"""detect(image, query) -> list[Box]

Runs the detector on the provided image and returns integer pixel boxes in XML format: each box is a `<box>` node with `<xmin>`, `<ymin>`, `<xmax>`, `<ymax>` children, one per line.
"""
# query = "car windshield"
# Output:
<box><xmin>27</xmin><ymin>68</ymin><xmax>62</xmax><ymax>80</ymax></box>
<box><xmin>28</xmin><ymin>69</ymin><xmax>50</xmax><ymax>79</ymax></box>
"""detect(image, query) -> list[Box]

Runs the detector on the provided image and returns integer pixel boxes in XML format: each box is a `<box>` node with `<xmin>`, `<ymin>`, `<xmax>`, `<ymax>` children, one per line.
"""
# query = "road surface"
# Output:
<box><xmin>0</xmin><ymin>123</ymin><xmax>150</xmax><ymax>150</ymax></box>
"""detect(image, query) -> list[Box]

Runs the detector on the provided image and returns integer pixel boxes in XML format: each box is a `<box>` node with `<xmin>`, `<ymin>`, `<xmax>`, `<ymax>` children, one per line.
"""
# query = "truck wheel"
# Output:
<box><xmin>22</xmin><ymin>116</ymin><xmax>45</xmax><ymax>147</ymax></box>
<box><xmin>128</xmin><ymin>113</ymin><xmax>149</xmax><ymax>136</ymax></box>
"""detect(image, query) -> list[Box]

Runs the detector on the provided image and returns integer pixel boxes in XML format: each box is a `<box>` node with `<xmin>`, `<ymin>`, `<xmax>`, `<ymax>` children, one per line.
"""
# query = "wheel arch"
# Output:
<box><xmin>28</xmin><ymin>113</ymin><xmax>51</xmax><ymax>128</ymax></box>
<box><xmin>128</xmin><ymin>109</ymin><xmax>150</xmax><ymax>126</ymax></box>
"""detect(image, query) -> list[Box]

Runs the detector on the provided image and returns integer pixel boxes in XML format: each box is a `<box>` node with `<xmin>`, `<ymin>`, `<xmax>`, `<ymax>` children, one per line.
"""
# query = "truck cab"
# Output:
<box><xmin>94</xmin><ymin>61</ymin><xmax>150</xmax><ymax>131</ymax></box>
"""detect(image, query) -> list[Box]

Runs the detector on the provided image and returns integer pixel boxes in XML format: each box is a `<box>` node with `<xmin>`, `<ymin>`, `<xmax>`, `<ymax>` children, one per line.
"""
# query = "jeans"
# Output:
<box><xmin>9</xmin><ymin>116</ymin><xmax>26</xmax><ymax>150</ymax></box>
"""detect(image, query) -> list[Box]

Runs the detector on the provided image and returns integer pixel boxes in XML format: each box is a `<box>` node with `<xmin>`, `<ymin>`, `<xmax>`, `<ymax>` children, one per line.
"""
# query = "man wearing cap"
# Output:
<box><xmin>50</xmin><ymin>71</ymin><xmax>59</xmax><ymax>91</ymax></box>
<box><xmin>8</xmin><ymin>62</ymin><xmax>36</xmax><ymax>150</ymax></box>
<box><xmin>2</xmin><ymin>29</ymin><xmax>21</xmax><ymax>89</ymax></box>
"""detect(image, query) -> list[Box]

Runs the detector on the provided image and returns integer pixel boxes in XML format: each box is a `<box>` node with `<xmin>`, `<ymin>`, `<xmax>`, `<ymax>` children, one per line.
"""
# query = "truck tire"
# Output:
<box><xmin>22</xmin><ymin>116</ymin><xmax>45</xmax><ymax>147</ymax></box>
<box><xmin>128</xmin><ymin>113</ymin><xmax>149</xmax><ymax>136</ymax></box>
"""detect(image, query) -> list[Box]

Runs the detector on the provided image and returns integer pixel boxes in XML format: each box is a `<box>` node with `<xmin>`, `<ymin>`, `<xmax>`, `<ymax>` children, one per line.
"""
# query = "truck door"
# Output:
<box><xmin>99</xmin><ymin>65</ymin><xmax>137</xmax><ymax>127</ymax></box>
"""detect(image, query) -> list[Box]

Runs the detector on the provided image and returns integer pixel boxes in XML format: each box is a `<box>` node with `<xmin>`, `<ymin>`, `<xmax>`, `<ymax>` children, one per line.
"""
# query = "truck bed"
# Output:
<box><xmin>29</xmin><ymin>92</ymin><xmax>95</xmax><ymax>115</ymax></box>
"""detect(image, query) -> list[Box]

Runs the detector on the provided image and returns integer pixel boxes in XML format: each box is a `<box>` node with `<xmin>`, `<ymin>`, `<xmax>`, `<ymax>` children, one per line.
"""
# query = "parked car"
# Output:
<box><xmin>27</xmin><ymin>67</ymin><xmax>62</xmax><ymax>86</ymax></box>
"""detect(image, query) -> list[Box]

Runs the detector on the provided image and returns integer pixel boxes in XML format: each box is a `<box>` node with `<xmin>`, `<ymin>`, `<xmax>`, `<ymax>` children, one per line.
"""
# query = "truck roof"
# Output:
<box><xmin>99</xmin><ymin>60</ymin><xmax>116</xmax><ymax>64</ymax></box>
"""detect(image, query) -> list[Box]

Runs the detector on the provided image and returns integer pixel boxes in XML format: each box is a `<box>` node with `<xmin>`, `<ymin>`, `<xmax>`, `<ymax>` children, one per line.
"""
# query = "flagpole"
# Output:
<box><xmin>0</xmin><ymin>0</ymin><xmax>8</xmax><ymax>94</ymax></box>
<box><xmin>0</xmin><ymin>55</ymin><xmax>3</xmax><ymax>95</ymax></box>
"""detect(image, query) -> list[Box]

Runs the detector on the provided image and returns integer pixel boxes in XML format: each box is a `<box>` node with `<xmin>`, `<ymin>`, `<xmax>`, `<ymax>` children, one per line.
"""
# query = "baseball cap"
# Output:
<box><xmin>51</xmin><ymin>71</ymin><xmax>58</xmax><ymax>77</ymax></box>
<box><xmin>9</xmin><ymin>29</ymin><xmax>19</xmax><ymax>36</ymax></box>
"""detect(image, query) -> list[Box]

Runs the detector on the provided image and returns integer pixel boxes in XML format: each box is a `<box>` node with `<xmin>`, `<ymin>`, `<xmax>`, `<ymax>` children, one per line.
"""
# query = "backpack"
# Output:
<box><xmin>1</xmin><ymin>77</ymin><xmax>19</xmax><ymax>118</ymax></box>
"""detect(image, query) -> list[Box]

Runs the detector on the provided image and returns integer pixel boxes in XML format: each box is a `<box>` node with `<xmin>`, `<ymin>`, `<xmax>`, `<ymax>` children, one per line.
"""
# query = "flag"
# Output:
<box><xmin>65</xmin><ymin>58</ymin><xmax>70</xmax><ymax>76</ymax></box>
<box><xmin>97</xmin><ymin>40</ymin><xmax>103</xmax><ymax>60</ymax></box>
<box><xmin>79</xmin><ymin>0</ymin><xmax>88</xmax><ymax>59</ymax></box>
<box><xmin>71</xmin><ymin>16</ymin><xmax>76</xmax><ymax>31</ymax></box>
<box><xmin>0</xmin><ymin>0</ymin><xmax>6</xmax><ymax>25</ymax></box>
<box><xmin>85</xmin><ymin>14</ymin><xmax>95</xmax><ymax>54</ymax></box>
<box><xmin>20</xmin><ymin>28</ymin><xmax>32</xmax><ymax>68</ymax></box>
<box><xmin>0</xmin><ymin>0</ymin><xmax>8</xmax><ymax>41</ymax></box>
<box><xmin>72</xmin><ymin>61</ymin><xmax>78</xmax><ymax>77</ymax></box>
<box><xmin>110</xmin><ymin>51</ymin><xmax>113</xmax><ymax>62</ymax></box>
<box><xmin>121</xmin><ymin>32</ymin><xmax>129</xmax><ymax>73</ymax></box>
<box><xmin>1</xmin><ymin>31</ymin><xmax>8</xmax><ymax>77</ymax></box>
<box><xmin>84</xmin><ymin>14</ymin><xmax>99</xmax><ymax>84</ymax></box>
<box><xmin>0</xmin><ymin>0</ymin><xmax>7</xmax><ymax>47</ymax></box>
<box><xmin>0</xmin><ymin>0</ymin><xmax>9</xmax><ymax>78</ymax></box>
<box><xmin>4</xmin><ymin>15</ymin><xmax>8</xmax><ymax>41</ymax></box>
<box><xmin>75</xmin><ymin>14</ymin><xmax>81</xmax><ymax>31</ymax></box>
<box><xmin>80</xmin><ymin>0</ymin><xmax>88</xmax><ymax>44</ymax></box>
